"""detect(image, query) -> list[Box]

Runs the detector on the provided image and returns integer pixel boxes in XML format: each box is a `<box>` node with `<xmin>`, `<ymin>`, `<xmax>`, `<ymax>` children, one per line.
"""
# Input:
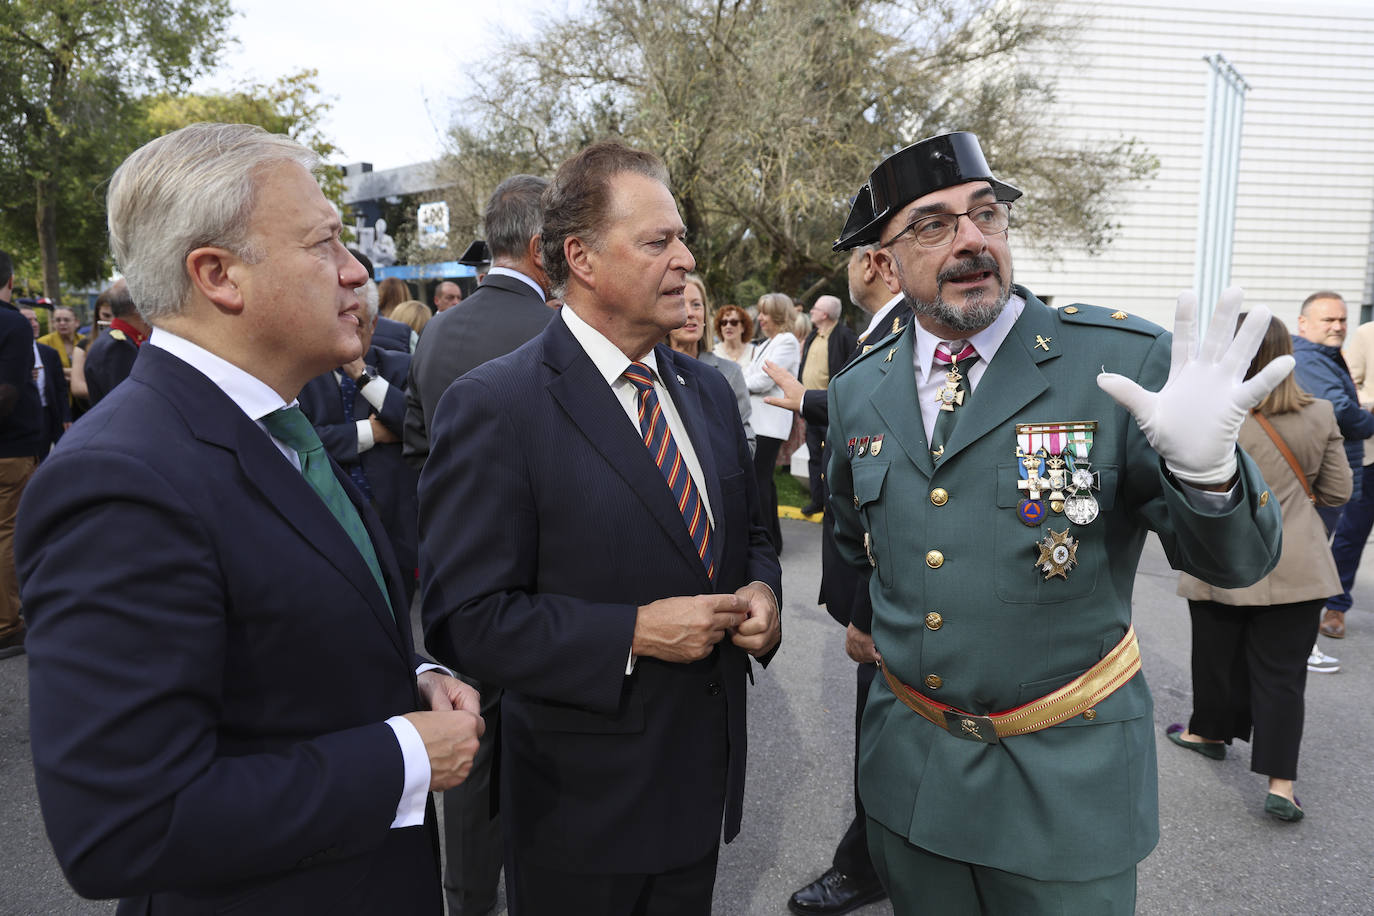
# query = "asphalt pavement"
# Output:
<box><xmin>2</xmin><ymin>517</ymin><xmax>1371</xmax><ymax>915</ymax></box>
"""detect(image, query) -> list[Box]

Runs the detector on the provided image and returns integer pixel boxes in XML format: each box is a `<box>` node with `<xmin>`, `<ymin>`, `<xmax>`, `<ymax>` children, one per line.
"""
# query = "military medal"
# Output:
<box><xmin>1017</xmin><ymin>422</ymin><xmax>1100</xmax><ymax>526</ymax></box>
<box><xmin>857</xmin><ymin>436</ymin><xmax>870</xmax><ymax>457</ymax></box>
<box><xmin>1015</xmin><ymin>448</ymin><xmax>1047</xmax><ymax>526</ymax></box>
<box><xmin>870</xmin><ymin>434</ymin><xmax>884</xmax><ymax>457</ymax></box>
<box><xmin>847</xmin><ymin>437</ymin><xmax>857</xmax><ymax>458</ymax></box>
<box><xmin>935</xmin><ymin>364</ymin><xmax>967</xmax><ymax>413</ymax></box>
<box><xmin>1062</xmin><ymin>423</ymin><xmax>1101</xmax><ymax>525</ymax></box>
<box><xmin>1034</xmin><ymin>528</ymin><xmax>1078</xmax><ymax>580</ymax></box>
<box><xmin>1044</xmin><ymin>454</ymin><xmax>1069</xmax><ymax>511</ymax></box>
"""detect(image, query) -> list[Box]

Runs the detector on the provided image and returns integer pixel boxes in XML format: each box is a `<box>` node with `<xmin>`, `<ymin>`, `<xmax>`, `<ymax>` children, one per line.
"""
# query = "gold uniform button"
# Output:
<box><xmin>853</xmin><ymin>495</ymin><xmax>860</xmax><ymax>509</ymax></box>
<box><xmin>925</xmin><ymin>612</ymin><xmax>943</xmax><ymax>630</ymax></box>
<box><xmin>1063</xmin><ymin>306</ymin><xmax>1079</xmax><ymax>314</ymax></box>
<box><xmin>1082</xmin><ymin>709</ymin><xmax>1098</xmax><ymax>721</ymax></box>
<box><xmin>930</xmin><ymin>488</ymin><xmax>949</xmax><ymax>506</ymax></box>
<box><xmin>1259</xmin><ymin>490</ymin><xmax>1270</xmax><ymax>506</ymax></box>
<box><xmin>925</xmin><ymin>550</ymin><xmax>944</xmax><ymax>569</ymax></box>
<box><xmin>924</xmin><ymin>674</ymin><xmax>943</xmax><ymax>690</ymax></box>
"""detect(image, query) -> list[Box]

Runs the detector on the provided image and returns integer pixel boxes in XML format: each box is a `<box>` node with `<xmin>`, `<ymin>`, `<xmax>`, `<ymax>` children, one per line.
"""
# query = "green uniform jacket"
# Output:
<box><xmin>827</xmin><ymin>287</ymin><xmax>1281</xmax><ymax>881</ymax></box>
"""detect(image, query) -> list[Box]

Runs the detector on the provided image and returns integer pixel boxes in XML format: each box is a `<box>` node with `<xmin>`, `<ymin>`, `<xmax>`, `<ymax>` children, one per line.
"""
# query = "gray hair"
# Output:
<box><xmin>107</xmin><ymin>122</ymin><xmax>320</xmax><ymax>322</ymax></box>
<box><xmin>357</xmin><ymin>279</ymin><xmax>379</xmax><ymax>320</ymax></box>
<box><xmin>485</xmin><ymin>175</ymin><xmax>549</xmax><ymax>261</ymax></box>
<box><xmin>813</xmin><ymin>295</ymin><xmax>841</xmax><ymax>321</ymax></box>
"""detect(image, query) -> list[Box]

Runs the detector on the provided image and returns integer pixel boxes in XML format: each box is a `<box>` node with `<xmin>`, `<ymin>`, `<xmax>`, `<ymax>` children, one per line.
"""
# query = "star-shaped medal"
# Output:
<box><xmin>1034</xmin><ymin>528</ymin><xmax>1078</xmax><ymax>580</ymax></box>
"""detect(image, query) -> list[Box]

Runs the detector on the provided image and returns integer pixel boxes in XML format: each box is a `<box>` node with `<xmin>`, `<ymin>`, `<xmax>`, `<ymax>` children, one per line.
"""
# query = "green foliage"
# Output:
<box><xmin>0</xmin><ymin>0</ymin><xmax>231</xmax><ymax>296</ymax></box>
<box><xmin>440</xmin><ymin>0</ymin><xmax>1156</xmax><ymax>307</ymax></box>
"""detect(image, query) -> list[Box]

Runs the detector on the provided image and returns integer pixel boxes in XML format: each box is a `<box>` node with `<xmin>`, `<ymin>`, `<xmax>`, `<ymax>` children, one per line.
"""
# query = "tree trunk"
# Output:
<box><xmin>35</xmin><ymin>176</ymin><xmax>62</xmax><ymax>301</ymax></box>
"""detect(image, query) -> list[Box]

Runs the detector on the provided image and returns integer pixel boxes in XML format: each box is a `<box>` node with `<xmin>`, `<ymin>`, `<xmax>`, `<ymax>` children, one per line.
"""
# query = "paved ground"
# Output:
<box><xmin>2</xmin><ymin>517</ymin><xmax>1370</xmax><ymax>915</ymax></box>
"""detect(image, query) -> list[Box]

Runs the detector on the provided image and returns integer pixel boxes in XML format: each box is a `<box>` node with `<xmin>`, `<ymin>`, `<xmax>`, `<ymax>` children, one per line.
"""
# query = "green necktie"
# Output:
<box><xmin>261</xmin><ymin>406</ymin><xmax>393</xmax><ymax>619</ymax></box>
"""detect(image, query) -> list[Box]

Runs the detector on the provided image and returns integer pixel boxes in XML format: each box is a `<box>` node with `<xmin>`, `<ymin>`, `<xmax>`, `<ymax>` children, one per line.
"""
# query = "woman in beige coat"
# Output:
<box><xmin>1170</xmin><ymin>315</ymin><xmax>1351</xmax><ymax>822</ymax></box>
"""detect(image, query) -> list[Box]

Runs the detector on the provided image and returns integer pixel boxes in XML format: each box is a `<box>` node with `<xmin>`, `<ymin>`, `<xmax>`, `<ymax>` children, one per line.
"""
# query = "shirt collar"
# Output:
<box><xmin>147</xmin><ymin>327</ymin><xmax>292</xmax><ymax>421</ymax></box>
<box><xmin>485</xmin><ymin>266</ymin><xmax>545</xmax><ymax>300</ymax></box>
<box><xmin>913</xmin><ymin>293</ymin><xmax>1025</xmax><ymax>383</ymax></box>
<box><xmin>560</xmin><ymin>303</ymin><xmax>663</xmax><ymax>387</ymax></box>
<box><xmin>861</xmin><ymin>294</ymin><xmax>906</xmax><ymax>340</ymax></box>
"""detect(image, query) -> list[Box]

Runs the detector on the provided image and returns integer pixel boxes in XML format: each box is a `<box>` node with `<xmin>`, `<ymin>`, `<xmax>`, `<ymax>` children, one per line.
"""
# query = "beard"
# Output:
<box><xmin>903</xmin><ymin>254</ymin><xmax>1011</xmax><ymax>334</ymax></box>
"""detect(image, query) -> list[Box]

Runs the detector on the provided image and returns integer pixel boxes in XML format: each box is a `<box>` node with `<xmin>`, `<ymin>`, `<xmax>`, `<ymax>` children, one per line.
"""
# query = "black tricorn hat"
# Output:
<box><xmin>458</xmin><ymin>239</ymin><xmax>492</xmax><ymax>266</ymax></box>
<box><xmin>833</xmin><ymin>131</ymin><xmax>1022</xmax><ymax>251</ymax></box>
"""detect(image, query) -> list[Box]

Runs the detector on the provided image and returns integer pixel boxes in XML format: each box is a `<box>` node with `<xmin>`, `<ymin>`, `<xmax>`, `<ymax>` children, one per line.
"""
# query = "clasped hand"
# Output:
<box><xmin>1097</xmin><ymin>288</ymin><xmax>1295</xmax><ymax>487</ymax></box>
<box><xmin>634</xmin><ymin>582</ymin><xmax>780</xmax><ymax>663</ymax></box>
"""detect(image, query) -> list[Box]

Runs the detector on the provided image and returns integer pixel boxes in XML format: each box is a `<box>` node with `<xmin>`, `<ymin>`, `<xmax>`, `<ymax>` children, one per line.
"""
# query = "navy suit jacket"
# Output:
<box><xmin>419</xmin><ymin>316</ymin><xmax>781</xmax><ymax>875</ymax></box>
<box><xmin>16</xmin><ymin>345</ymin><xmax>440</xmax><ymax>915</ymax></box>
<box><xmin>372</xmin><ymin>316</ymin><xmax>413</xmax><ymax>353</ymax></box>
<box><xmin>0</xmin><ymin>301</ymin><xmax>42</xmax><ymax>457</ymax></box>
<box><xmin>403</xmin><ymin>273</ymin><xmax>554</xmax><ymax>468</ymax></box>
<box><xmin>36</xmin><ymin>341</ymin><xmax>70</xmax><ymax>450</ymax></box>
<box><xmin>83</xmin><ymin>330</ymin><xmax>139</xmax><ymax>406</ymax></box>
<box><xmin>298</xmin><ymin>345</ymin><xmax>419</xmax><ymax>596</ymax></box>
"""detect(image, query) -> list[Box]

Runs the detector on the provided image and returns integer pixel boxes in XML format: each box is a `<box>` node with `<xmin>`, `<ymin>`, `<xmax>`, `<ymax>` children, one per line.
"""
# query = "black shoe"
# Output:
<box><xmin>0</xmin><ymin>629</ymin><xmax>25</xmax><ymax>660</ymax></box>
<box><xmin>801</xmin><ymin>502</ymin><xmax>824</xmax><ymax>516</ymax></box>
<box><xmin>787</xmin><ymin>867</ymin><xmax>887</xmax><ymax>915</ymax></box>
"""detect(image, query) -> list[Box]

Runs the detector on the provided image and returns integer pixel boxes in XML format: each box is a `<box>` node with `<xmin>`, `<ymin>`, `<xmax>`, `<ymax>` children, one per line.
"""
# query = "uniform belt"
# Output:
<box><xmin>879</xmin><ymin>625</ymin><xmax>1141</xmax><ymax>744</ymax></box>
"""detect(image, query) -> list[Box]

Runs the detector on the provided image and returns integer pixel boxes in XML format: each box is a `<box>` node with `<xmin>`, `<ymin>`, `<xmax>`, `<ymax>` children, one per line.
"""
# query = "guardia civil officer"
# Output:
<box><xmin>825</xmin><ymin>132</ymin><xmax>1289</xmax><ymax>914</ymax></box>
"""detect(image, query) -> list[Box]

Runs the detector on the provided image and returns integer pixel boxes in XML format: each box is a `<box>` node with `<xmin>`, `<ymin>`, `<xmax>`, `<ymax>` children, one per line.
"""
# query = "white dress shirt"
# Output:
<box><xmin>147</xmin><ymin>328</ymin><xmax>432</xmax><ymax>829</ymax></box>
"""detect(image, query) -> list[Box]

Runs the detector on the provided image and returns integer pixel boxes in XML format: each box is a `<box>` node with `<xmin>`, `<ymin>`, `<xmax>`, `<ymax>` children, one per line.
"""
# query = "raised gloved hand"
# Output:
<box><xmin>1096</xmin><ymin>287</ymin><xmax>1295</xmax><ymax>487</ymax></box>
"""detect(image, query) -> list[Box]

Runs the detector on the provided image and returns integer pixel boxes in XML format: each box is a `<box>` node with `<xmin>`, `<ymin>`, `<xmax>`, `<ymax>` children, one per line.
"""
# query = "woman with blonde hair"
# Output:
<box><xmin>667</xmin><ymin>274</ymin><xmax>754</xmax><ymax>455</ymax></box>
<box><xmin>743</xmin><ymin>292</ymin><xmax>801</xmax><ymax>552</ymax></box>
<box><xmin>1170</xmin><ymin>315</ymin><xmax>1350</xmax><ymax>822</ymax></box>
<box><xmin>390</xmin><ymin>300</ymin><xmax>433</xmax><ymax>337</ymax></box>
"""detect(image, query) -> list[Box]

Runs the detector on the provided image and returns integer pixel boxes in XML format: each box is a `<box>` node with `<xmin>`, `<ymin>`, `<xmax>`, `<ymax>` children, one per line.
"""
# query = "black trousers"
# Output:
<box><xmin>1186</xmin><ymin>597</ymin><xmax>1323</xmax><ymax>780</ymax></box>
<box><xmin>441</xmin><ymin>678</ymin><xmax>503</xmax><ymax>915</ymax></box>
<box><xmin>831</xmin><ymin>660</ymin><xmax>878</xmax><ymax>882</ymax></box>
<box><xmin>753</xmin><ymin>435</ymin><xmax>784</xmax><ymax>553</ymax></box>
<box><xmin>506</xmin><ymin>844</ymin><xmax>719</xmax><ymax>916</ymax></box>
<box><xmin>804</xmin><ymin>421</ymin><xmax>826</xmax><ymax>507</ymax></box>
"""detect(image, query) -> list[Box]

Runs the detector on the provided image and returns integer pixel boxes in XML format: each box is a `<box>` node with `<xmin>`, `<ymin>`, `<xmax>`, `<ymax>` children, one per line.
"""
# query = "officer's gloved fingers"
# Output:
<box><xmin>1096</xmin><ymin>373</ymin><xmax>1155</xmax><ymax>427</ymax></box>
<box><xmin>1167</xmin><ymin>290</ymin><xmax>1201</xmax><ymax>386</ymax></box>
<box><xmin>1221</xmin><ymin>301</ymin><xmax>1272</xmax><ymax>377</ymax></box>
<box><xmin>1238</xmin><ymin>355</ymin><xmax>1297</xmax><ymax>411</ymax></box>
<box><xmin>1200</xmin><ymin>286</ymin><xmax>1247</xmax><ymax>365</ymax></box>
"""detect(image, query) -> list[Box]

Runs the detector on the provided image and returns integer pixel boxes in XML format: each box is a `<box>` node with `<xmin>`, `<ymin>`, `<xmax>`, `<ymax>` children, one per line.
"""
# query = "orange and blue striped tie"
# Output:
<box><xmin>623</xmin><ymin>362</ymin><xmax>714</xmax><ymax>578</ymax></box>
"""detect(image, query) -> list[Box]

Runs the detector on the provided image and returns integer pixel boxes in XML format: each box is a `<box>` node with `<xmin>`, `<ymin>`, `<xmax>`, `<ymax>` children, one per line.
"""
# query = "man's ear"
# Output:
<box><xmin>870</xmin><ymin>249</ymin><xmax>902</xmax><ymax>295</ymax></box>
<box><xmin>565</xmin><ymin>235</ymin><xmax>595</xmax><ymax>288</ymax></box>
<box><xmin>527</xmin><ymin>234</ymin><xmax>543</xmax><ymax>268</ymax></box>
<box><xmin>186</xmin><ymin>247</ymin><xmax>246</xmax><ymax>314</ymax></box>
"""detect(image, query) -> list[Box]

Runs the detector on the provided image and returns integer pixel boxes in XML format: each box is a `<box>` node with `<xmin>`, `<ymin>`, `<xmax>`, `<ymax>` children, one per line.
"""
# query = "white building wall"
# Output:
<box><xmin>1011</xmin><ymin>0</ymin><xmax>1374</xmax><ymax>328</ymax></box>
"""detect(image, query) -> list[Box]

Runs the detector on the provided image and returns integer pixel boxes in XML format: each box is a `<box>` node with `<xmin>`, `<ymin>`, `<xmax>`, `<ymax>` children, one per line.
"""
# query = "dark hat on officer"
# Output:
<box><xmin>833</xmin><ymin>132</ymin><xmax>1022</xmax><ymax>251</ymax></box>
<box><xmin>458</xmin><ymin>239</ymin><xmax>492</xmax><ymax>267</ymax></box>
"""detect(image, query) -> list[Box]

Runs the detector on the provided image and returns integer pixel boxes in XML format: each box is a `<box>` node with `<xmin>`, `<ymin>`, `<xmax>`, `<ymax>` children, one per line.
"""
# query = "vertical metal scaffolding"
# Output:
<box><xmin>1194</xmin><ymin>54</ymin><xmax>1250</xmax><ymax>325</ymax></box>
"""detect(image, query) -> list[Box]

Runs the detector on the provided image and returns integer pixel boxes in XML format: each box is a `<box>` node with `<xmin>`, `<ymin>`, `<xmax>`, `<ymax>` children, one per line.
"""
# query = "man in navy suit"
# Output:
<box><xmin>0</xmin><ymin>249</ymin><xmax>42</xmax><ymax>661</ymax></box>
<box><xmin>420</xmin><ymin>141</ymin><xmax>783</xmax><ymax>916</ymax></box>
<box><xmin>298</xmin><ymin>292</ymin><xmax>419</xmax><ymax>603</ymax></box>
<box><xmin>16</xmin><ymin>123</ymin><xmax>483</xmax><ymax>915</ymax></box>
<box><xmin>19</xmin><ymin>305</ymin><xmax>70</xmax><ymax>452</ymax></box>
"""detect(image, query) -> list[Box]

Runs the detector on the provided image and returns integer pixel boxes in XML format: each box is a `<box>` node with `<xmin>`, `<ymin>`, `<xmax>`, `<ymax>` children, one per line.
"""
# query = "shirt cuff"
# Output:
<box><xmin>385</xmin><ymin>715</ymin><xmax>430</xmax><ymax>828</ymax></box>
<box><xmin>361</xmin><ymin>377</ymin><xmax>391</xmax><ymax>412</ymax></box>
<box><xmin>1177</xmin><ymin>478</ymin><xmax>1242</xmax><ymax>513</ymax></box>
<box><xmin>356</xmin><ymin>419</ymin><xmax>374</xmax><ymax>454</ymax></box>
<box><xmin>416</xmin><ymin>661</ymin><xmax>455</xmax><ymax>678</ymax></box>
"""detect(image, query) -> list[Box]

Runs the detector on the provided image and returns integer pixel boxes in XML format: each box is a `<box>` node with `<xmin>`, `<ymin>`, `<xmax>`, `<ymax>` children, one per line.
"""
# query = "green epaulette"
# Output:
<box><xmin>1054</xmin><ymin>303</ymin><xmax>1165</xmax><ymax>338</ymax></box>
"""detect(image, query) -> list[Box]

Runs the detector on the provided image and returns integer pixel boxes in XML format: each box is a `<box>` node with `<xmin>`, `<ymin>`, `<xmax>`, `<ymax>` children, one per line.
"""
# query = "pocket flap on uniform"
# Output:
<box><xmin>852</xmin><ymin>461</ymin><xmax>889</xmax><ymax>508</ymax></box>
<box><xmin>1015</xmin><ymin>665</ymin><xmax>1146</xmax><ymax>728</ymax></box>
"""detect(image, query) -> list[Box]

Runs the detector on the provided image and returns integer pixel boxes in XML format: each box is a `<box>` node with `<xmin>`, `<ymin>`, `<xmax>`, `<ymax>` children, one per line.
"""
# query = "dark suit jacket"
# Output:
<box><xmin>298</xmin><ymin>346</ymin><xmax>420</xmax><ymax>596</ymax></box>
<box><xmin>84</xmin><ymin>331</ymin><xmax>139</xmax><ymax>406</ymax></box>
<box><xmin>802</xmin><ymin>302</ymin><xmax>914</xmax><ymax>629</ymax></box>
<box><xmin>16</xmin><ymin>345</ymin><xmax>440</xmax><ymax>915</ymax></box>
<box><xmin>372</xmin><ymin>316</ymin><xmax>413</xmax><ymax>353</ymax></box>
<box><xmin>403</xmin><ymin>273</ymin><xmax>553</xmax><ymax>468</ymax></box>
<box><xmin>0</xmin><ymin>301</ymin><xmax>42</xmax><ymax>457</ymax></box>
<box><xmin>35</xmin><ymin>341</ymin><xmax>70</xmax><ymax>450</ymax></box>
<box><xmin>799</xmin><ymin>321</ymin><xmax>859</xmax><ymax>409</ymax></box>
<box><xmin>419</xmin><ymin>317</ymin><xmax>782</xmax><ymax>875</ymax></box>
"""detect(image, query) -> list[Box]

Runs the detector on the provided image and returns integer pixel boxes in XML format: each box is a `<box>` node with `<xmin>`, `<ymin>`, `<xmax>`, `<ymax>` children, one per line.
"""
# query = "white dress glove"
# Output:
<box><xmin>1096</xmin><ymin>287</ymin><xmax>1296</xmax><ymax>486</ymax></box>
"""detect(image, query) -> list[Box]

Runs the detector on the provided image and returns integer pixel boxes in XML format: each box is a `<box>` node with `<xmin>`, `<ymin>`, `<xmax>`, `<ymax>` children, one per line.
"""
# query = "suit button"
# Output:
<box><xmin>1082</xmin><ymin>708</ymin><xmax>1097</xmax><ymax>721</ymax></box>
<box><xmin>930</xmin><ymin>488</ymin><xmax>948</xmax><ymax>506</ymax></box>
<box><xmin>853</xmin><ymin>495</ymin><xmax>860</xmax><ymax>508</ymax></box>
<box><xmin>706</xmin><ymin>682</ymin><xmax>722</xmax><ymax>696</ymax></box>
<box><xmin>1063</xmin><ymin>306</ymin><xmax>1080</xmax><ymax>314</ymax></box>
<box><xmin>925</xmin><ymin>612</ymin><xmax>943</xmax><ymax>630</ymax></box>
<box><xmin>1259</xmin><ymin>490</ymin><xmax>1270</xmax><ymax>506</ymax></box>
<box><xmin>925</xmin><ymin>550</ymin><xmax>944</xmax><ymax>569</ymax></box>
<box><xmin>924</xmin><ymin>674</ymin><xmax>943</xmax><ymax>689</ymax></box>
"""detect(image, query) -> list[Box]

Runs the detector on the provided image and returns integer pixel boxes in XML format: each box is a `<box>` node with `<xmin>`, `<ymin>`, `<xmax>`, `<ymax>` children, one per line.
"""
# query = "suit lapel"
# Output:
<box><xmin>867</xmin><ymin>324</ymin><xmax>935</xmax><ymax>479</ymax></box>
<box><xmin>938</xmin><ymin>292</ymin><xmax>1058</xmax><ymax>463</ymax></box>
<box><xmin>543</xmin><ymin>324</ymin><xmax>711</xmax><ymax>583</ymax></box>
<box><xmin>140</xmin><ymin>348</ymin><xmax>408</xmax><ymax>658</ymax></box>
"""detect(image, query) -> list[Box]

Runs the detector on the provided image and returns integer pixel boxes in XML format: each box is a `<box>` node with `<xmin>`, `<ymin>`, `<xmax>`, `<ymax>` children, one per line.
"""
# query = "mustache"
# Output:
<box><xmin>937</xmin><ymin>255</ymin><xmax>1001</xmax><ymax>285</ymax></box>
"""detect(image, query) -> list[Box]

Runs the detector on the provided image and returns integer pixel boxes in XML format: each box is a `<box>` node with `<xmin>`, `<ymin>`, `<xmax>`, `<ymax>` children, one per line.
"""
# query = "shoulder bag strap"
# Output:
<box><xmin>1250</xmin><ymin>409</ymin><xmax>1315</xmax><ymax>503</ymax></box>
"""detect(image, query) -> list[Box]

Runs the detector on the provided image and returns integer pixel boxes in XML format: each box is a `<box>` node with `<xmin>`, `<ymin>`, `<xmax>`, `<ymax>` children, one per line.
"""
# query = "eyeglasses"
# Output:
<box><xmin>719</xmin><ymin>318</ymin><xmax>742</xmax><ymax>326</ymax></box>
<box><xmin>880</xmin><ymin>201</ymin><xmax>1012</xmax><ymax>249</ymax></box>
